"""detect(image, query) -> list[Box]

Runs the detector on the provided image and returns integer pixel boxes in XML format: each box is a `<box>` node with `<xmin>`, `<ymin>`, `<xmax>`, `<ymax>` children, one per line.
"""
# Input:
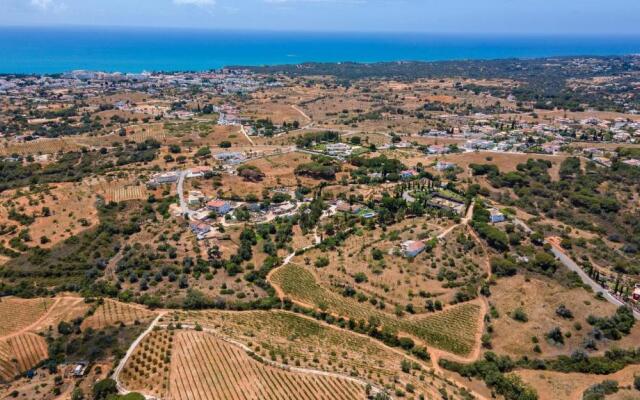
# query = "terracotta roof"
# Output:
<box><xmin>207</xmin><ymin>200</ymin><xmax>228</xmax><ymax>208</ymax></box>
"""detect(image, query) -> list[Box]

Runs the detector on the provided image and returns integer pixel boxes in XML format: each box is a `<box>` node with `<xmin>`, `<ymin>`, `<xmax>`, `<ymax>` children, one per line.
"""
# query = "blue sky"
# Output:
<box><xmin>1</xmin><ymin>0</ymin><xmax>639</xmax><ymax>34</ymax></box>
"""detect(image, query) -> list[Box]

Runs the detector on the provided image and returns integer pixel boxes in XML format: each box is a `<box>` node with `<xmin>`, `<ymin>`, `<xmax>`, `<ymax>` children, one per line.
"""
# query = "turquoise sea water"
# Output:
<box><xmin>1</xmin><ymin>27</ymin><xmax>639</xmax><ymax>74</ymax></box>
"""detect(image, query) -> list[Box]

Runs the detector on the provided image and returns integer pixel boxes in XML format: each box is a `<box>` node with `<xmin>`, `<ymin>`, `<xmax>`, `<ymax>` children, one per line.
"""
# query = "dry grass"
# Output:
<box><xmin>517</xmin><ymin>364</ymin><xmax>640</xmax><ymax>400</ymax></box>
<box><xmin>0</xmin><ymin>298</ymin><xmax>54</xmax><ymax>337</ymax></box>
<box><xmin>291</xmin><ymin>217</ymin><xmax>463</xmax><ymax>309</ymax></box>
<box><xmin>242</xmin><ymin>102</ymin><xmax>309</xmax><ymax>125</ymax></box>
<box><xmin>0</xmin><ymin>182</ymin><xmax>99</xmax><ymax>249</ymax></box>
<box><xmin>28</xmin><ymin>296</ymin><xmax>90</xmax><ymax>333</ymax></box>
<box><xmin>490</xmin><ymin>274</ymin><xmax>619</xmax><ymax>358</ymax></box>
<box><xmin>427</xmin><ymin>151</ymin><xmax>570</xmax><ymax>180</ymax></box>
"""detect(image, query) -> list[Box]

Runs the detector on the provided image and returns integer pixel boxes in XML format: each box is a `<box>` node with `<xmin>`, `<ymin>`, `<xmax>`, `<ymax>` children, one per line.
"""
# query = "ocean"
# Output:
<box><xmin>1</xmin><ymin>27</ymin><xmax>639</xmax><ymax>74</ymax></box>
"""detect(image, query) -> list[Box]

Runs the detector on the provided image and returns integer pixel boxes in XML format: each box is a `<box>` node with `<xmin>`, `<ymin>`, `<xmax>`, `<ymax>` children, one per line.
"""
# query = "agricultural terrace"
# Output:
<box><xmin>0</xmin><ymin>297</ymin><xmax>54</xmax><ymax>337</ymax></box>
<box><xmin>218</xmin><ymin>151</ymin><xmax>347</xmax><ymax>198</ymax></box>
<box><xmin>0</xmin><ymin>182</ymin><xmax>100</xmax><ymax>251</ymax></box>
<box><xmin>120</xmin><ymin>329</ymin><xmax>174</xmax><ymax>398</ymax></box>
<box><xmin>295</xmin><ymin>221</ymin><xmax>485</xmax><ymax>309</ymax></box>
<box><xmin>169</xmin><ymin>330</ymin><xmax>366</xmax><ymax>400</ymax></box>
<box><xmin>26</xmin><ymin>296</ymin><xmax>90</xmax><ymax>333</ymax></box>
<box><xmin>242</xmin><ymin>101</ymin><xmax>309</xmax><ymax>125</ymax></box>
<box><xmin>171</xmin><ymin>310</ymin><xmax>467</xmax><ymax>398</ymax></box>
<box><xmin>0</xmin><ymin>333</ymin><xmax>48</xmax><ymax>382</ymax></box>
<box><xmin>81</xmin><ymin>299</ymin><xmax>157</xmax><ymax>330</ymax></box>
<box><xmin>0</xmin><ymin>137</ymin><xmax>82</xmax><ymax>156</ymax></box>
<box><xmin>73</xmin><ymin>123</ymin><xmax>168</xmax><ymax>149</ymax></box>
<box><xmin>163</xmin><ymin>121</ymin><xmax>251</xmax><ymax>147</ymax></box>
<box><xmin>270</xmin><ymin>263</ymin><xmax>481</xmax><ymax>356</ymax></box>
<box><xmin>89</xmin><ymin>177</ymin><xmax>151</xmax><ymax>203</ymax></box>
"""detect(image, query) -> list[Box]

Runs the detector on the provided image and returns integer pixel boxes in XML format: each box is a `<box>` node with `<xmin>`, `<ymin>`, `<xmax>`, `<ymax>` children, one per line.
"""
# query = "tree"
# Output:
<box><xmin>546</xmin><ymin>327</ymin><xmax>564</xmax><ymax>344</ymax></box>
<box><xmin>195</xmin><ymin>146</ymin><xmax>211</xmax><ymax>157</ymax></box>
<box><xmin>71</xmin><ymin>388</ymin><xmax>84</xmax><ymax>400</ymax></box>
<box><xmin>237</xmin><ymin>165</ymin><xmax>265</xmax><ymax>182</ymax></box>
<box><xmin>92</xmin><ymin>378</ymin><xmax>117</xmax><ymax>400</ymax></box>
<box><xmin>219</xmin><ymin>141</ymin><xmax>232</xmax><ymax>148</ymax></box>
<box><xmin>491</xmin><ymin>257</ymin><xmax>517</xmax><ymax>277</ymax></box>
<box><xmin>57</xmin><ymin>321</ymin><xmax>73</xmax><ymax>335</ymax></box>
<box><xmin>511</xmin><ymin>308</ymin><xmax>528</xmax><ymax>323</ymax></box>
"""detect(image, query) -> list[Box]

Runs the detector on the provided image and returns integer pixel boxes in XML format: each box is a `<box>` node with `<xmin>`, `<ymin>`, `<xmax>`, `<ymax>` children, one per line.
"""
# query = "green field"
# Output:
<box><xmin>271</xmin><ymin>263</ymin><xmax>480</xmax><ymax>356</ymax></box>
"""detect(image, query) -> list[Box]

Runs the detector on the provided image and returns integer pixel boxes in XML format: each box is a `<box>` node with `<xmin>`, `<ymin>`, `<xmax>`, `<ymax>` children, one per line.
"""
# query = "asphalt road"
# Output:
<box><xmin>548</xmin><ymin>243</ymin><xmax>640</xmax><ymax>320</ymax></box>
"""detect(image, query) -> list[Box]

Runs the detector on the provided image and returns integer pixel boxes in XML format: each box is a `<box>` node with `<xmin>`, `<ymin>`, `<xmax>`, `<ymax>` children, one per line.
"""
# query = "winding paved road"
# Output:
<box><xmin>547</xmin><ymin>238</ymin><xmax>640</xmax><ymax>320</ymax></box>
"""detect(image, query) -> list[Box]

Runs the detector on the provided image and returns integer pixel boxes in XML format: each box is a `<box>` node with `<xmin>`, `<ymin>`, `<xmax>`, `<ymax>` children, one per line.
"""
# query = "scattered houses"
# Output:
<box><xmin>207</xmin><ymin>199</ymin><xmax>232</xmax><ymax>215</ymax></box>
<box><xmin>489</xmin><ymin>208</ymin><xmax>506</xmax><ymax>223</ymax></box>
<box><xmin>188</xmin><ymin>190</ymin><xmax>205</xmax><ymax>206</ymax></box>
<box><xmin>147</xmin><ymin>171</ymin><xmax>180</xmax><ymax>187</ymax></box>
<box><xmin>400</xmin><ymin>169</ymin><xmax>418</xmax><ymax>180</ymax></box>
<box><xmin>325</xmin><ymin>143</ymin><xmax>353</xmax><ymax>157</ymax></box>
<box><xmin>426</xmin><ymin>145</ymin><xmax>450</xmax><ymax>155</ymax></box>
<box><xmin>632</xmin><ymin>285</ymin><xmax>640</xmax><ymax>303</ymax></box>
<box><xmin>401</xmin><ymin>240</ymin><xmax>426</xmax><ymax>258</ymax></box>
<box><xmin>435</xmin><ymin>161</ymin><xmax>456</xmax><ymax>171</ymax></box>
<box><xmin>189</xmin><ymin>222</ymin><xmax>211</xmax><ymax>239</ymax></box>
<box><xmin>187</xmin><ymin>166</ymin><xmax>212</xmax><ymax>178</ymax></box>
<box><xmin>214</xmin><ymin>152</ymin><xmax>246</xmax><ymax>165</ymax></box>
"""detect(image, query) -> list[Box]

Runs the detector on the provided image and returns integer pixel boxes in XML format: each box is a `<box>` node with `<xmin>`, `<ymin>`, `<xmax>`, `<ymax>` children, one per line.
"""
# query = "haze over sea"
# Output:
<box><xmin>1</xmin><ymin>27</ymin><xmax>640</xmax><ymax>74</ymax></box>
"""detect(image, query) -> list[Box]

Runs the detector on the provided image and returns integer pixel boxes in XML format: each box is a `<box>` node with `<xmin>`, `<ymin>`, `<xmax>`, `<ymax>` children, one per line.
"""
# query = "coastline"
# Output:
<box><xmin>0</xmin><ymin>27</ymin><xmax>639</xmax><ymax>74</ymax></box>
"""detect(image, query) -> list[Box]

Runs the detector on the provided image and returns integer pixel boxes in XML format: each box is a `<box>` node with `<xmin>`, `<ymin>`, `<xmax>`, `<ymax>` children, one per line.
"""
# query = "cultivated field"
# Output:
<box><xmin>88</xmin><ymin>176</ymin><xmax>151</xmax><ymax>203</ymax></box>
<box><xmin>294</xmin><ymin>221</ymin><xmax>482</xmax><ymax>308</ymax></box>
<box><xmin>0</xmin><ymin>297</ymin><xmax>54</xmax><ymax>337</ymax></box>
<box><xmin>270</xmin><ymin>263</ymin><xmax>481</xmax><ymax>356</ymax></box>
<box><xmin>169</xmin><ymin>330</ymin><xmax>366</xmax><ymax>400</ymax></box>
<box><xmin>26</xmin><ymin>296</ymin><xmax>90</xmax><ymax>333</ymax></box>
<box><xmin>81</xmin><ymin>299</ymin><xmax>156</xmax><ymax>330</ymax></box>
<box><xmin>0</xmin><ymin>137</ymin><xmax>82</xmax><ymax>156</ymax></box>
<box><xmin>171</xmin><ymin>309</ymin><xmax>470</xmax><ymax>398</ymax></box>
<box><xmin>0</xmin><ymin>333</ymin><xmax>48</xmax><ymax>382</ymax></box>
<box><xmin>120</xmin><ymin>329</ymin><xmax>173</xmax><ymax>398</ymax></box>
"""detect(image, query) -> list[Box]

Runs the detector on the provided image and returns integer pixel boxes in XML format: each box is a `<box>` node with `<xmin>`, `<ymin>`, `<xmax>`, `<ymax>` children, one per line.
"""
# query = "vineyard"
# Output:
<box><xmin>103</xmin><ymin>185</ymin><xmax>148</xmax><ymax>203</ymax></box>
<box><xmin>0</xmin><ymin>137</ymin><xmax>81</xmax><ymax>156</ymax></box>
<box><xmin>169</xmin><ymin>330</ymin><xmax>366</xmax><ymax>400</ymax></box>
<box><xmin>127</xmin><ymin>124</ymin><xmax>167</xmax><ymax>143</ymax></box>
<box><xmin>175</xmin><ymin>310</ymin><xmax>404</xmax><ymax>382</ymax></box>
<box><xmin>270</xmin><ymin>264</ymin><xmax>480</xmax><ymax>356</ymax></box>
<box><xmin>0</xmin><ymin>333</ymin><xmax>48</xmax><ymax>382</ymax></box>
<box><xmin>27</xmin><ymin>297</ymin><xmax>90</xmax><ymax>333</ymax></box>
<box><xmin>0</xmin><ymin>298</ymin><xmax>54</xmax><ymax>337</ymax></box>
<box><xmin>120</xmin><ymin>329</ymin><xmax>174</xmax><ymax>398</ymax></box>
<box><xmin>81</xmin><ymin>299</ymin><xmax>156</xmax><ymax>330</ymax></box>
<box><xmin>89</xmin><ymin>177</ymin><xmax>150</xmax><ymax>203</ymax></box>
